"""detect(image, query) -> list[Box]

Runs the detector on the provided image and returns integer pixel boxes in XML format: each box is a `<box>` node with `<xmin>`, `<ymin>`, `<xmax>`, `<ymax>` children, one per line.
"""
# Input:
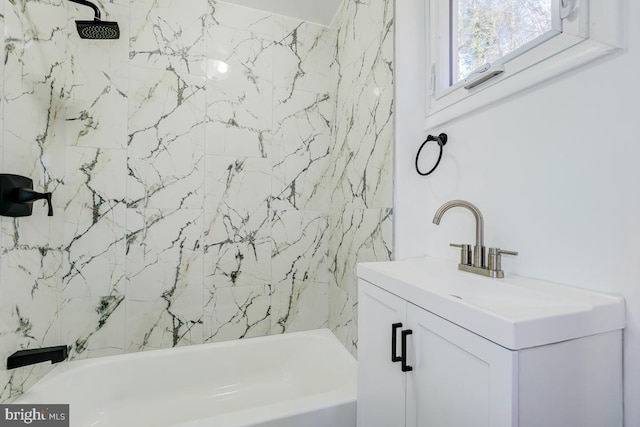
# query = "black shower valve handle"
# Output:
<box><xmin>16</xmin><ymin>188</ymin><xmax>54</xmax><ymax>216</ymax></box>
<box><xmin>47</xmin><ymin>193</ymin><xmax>54</xmax><ymax>216</ymax></box>
<box><xmin>45</xmin><ymin>193</ymin><xmax>54</xmax><ymax>217</ymax></box>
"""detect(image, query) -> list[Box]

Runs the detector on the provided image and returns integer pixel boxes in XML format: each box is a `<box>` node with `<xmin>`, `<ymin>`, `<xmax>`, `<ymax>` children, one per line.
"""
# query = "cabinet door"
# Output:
<box><xmin>406</xmin><ymin>303</ymin><xmax>517</xmax><ymax>427</ymax></box>
<box><xmin>357</xmin><ymin>280</ymin><xmax>407</xmax><ymax>427</ymax></box>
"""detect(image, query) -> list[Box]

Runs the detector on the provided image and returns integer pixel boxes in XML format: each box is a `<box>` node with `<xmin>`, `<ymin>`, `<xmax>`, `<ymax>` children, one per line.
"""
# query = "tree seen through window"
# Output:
<box><xmin>455</xmin><ymin>0</ymin><xmax>552</xmax><ymax>82</ymax></box>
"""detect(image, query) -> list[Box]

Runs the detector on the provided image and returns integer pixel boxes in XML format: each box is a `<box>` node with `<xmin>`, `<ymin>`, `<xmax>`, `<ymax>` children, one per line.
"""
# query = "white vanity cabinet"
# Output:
<box><xmin>357</xmin><ymin>257</ymin><xmax>625</xmax><ymax>427</ymax></box>
<box><xmin>358</xmin><ymin>281</ymin><xmax>516</xmax><ymax>427</ymax></box>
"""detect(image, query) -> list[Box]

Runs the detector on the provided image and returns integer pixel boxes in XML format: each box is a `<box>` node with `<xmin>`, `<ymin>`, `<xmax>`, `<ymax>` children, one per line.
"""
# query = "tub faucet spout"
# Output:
<box><xmin>432</xmin><ymin>199</ymin><xmax>485</xmax><ymax>268</ymax></box>
<box><xmin>6</xmin><ymin>346</ymin><xmax>68</xmax><ymax>370</ymax></box>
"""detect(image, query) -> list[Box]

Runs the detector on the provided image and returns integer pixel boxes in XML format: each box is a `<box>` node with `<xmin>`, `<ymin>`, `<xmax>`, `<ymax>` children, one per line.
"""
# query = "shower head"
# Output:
<box><xmin>67</xmin><ymin>0</ymin><xmax>120</xmax><ymax>40</ymax></box>
<box><xmin>75</xmin><ymin>20</ymin><xmax>120</xmax><ymax>39</ymax></box>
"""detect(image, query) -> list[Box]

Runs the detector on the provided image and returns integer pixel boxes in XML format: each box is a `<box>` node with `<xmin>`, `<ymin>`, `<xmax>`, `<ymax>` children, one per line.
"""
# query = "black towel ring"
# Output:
<box><xmin>415</xmin><ymin>133</ymin><xmax>448</xmax><ymax>176</ymax></box>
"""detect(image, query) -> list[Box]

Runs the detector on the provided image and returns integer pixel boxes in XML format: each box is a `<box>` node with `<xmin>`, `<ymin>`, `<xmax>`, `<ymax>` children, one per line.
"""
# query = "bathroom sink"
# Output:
<box><xmin>357</xmin><ymin>257</ymin><xmax>625</xmax><ymax>350</ymax></box>
<box><xmin>450</xmin><ymin>291</ymin><xmax>587</xmax><ymax>317</ymax></box>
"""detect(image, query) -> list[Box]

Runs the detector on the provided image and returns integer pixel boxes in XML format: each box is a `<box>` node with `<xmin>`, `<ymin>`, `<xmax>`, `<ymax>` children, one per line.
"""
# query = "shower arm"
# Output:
<box><xmin>67</xmin><ymin>0</ymin><xmax>101</xmax><ymax>20</ymax></box>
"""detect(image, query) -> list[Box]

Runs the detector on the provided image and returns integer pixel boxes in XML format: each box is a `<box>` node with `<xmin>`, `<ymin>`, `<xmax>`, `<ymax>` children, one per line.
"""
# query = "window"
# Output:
<box><xmin>426</xmin><ymin>0</ymin><xmax>624</xmax><ymax>127</ymax></box>
<box><xmin>453</xmin><ymin>0</ymin><xmax>556</xmax><ymax>86</ymax></box>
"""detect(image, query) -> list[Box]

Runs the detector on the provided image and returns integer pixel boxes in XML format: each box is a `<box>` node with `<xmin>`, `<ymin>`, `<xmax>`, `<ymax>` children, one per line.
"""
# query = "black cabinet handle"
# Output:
<box><xmin>391</xmin><ymin>323</ymin><xmax>402</xmax><ymax>363</ymax></box>
<box><xmin>401</xmin><ymin>329</ymin><xmax>413</xmax><ymax>372</ymax></box>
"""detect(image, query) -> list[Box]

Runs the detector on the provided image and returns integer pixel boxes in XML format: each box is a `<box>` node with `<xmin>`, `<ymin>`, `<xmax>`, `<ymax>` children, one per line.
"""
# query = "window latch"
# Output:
<box><xmin>463</xmin><ymin>63</ymin><xmax>505</xmax><ymax>90</ymax></box>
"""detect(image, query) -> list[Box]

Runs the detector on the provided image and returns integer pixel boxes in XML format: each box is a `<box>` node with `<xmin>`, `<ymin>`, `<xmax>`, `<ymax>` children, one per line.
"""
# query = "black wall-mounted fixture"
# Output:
<box><xmin>67</xmin><ymin>0</ymin><xmax>120</xmax><ymax>40</ymax></box>
<box><xmin>7</xmin><ymin>346</ymin><xmax>68</xmax><ymax>370</ymax></box>
<box><xmin>415</xmin><ymin>133</ymin><xmax>448</xmax><ymax>176</ymax></box>
<box><xmin>0</xmin><ymin>174</ymin><xmax>54</xmax><ymax>217</ymax></box>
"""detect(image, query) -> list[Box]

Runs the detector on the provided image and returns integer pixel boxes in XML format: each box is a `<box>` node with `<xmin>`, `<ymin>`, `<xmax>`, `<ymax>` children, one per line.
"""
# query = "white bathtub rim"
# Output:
<box><xmin>14</xmin><ymin>328</ymin><xmax>357</xmax><ymax>427</ymax></box>
<box><xmin>16</xmin><ymin>328</ymin><xmax>353</xmax><ymax>403</ymax></box>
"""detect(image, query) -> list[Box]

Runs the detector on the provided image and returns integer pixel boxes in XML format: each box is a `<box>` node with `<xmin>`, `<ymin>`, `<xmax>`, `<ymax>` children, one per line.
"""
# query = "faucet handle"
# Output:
<box><xmin>488</xmin><ymin>248</ymin><xmax>518</xmax><ymax>273</ymax></box>
<box><xmin>16</xmin><ymin>188</ymin><xmax>53</xmax><ymax>216</ymax></box>
<box><xmin>450</xmin><ymin>243</ymin><xmax>472</xmax><ymax>266</ymax></box>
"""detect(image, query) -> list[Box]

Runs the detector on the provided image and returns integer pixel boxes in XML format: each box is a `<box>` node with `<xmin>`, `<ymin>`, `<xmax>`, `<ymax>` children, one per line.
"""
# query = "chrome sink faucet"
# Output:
<box><xmin>432</xmin><ymin>199</ymin><xmax>517</xmax><ymax>278</ymax></box>
<box><xmin>433</xmin><ymin>200</ymin><xmax>485</xmax><ymax>268</ymax></box>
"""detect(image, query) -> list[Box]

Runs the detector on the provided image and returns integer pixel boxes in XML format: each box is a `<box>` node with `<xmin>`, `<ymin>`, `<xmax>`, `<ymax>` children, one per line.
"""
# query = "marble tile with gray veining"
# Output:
<box><xmin>271</xmin><ymin>210</ymin><xmax>328</xmax><ymax>286</ymax></box>
<box><xmin>61</xmin><ymin>295</ymin><xmax>125</xmax><ymax>360</ymax></box>
<box><xmin>203</xmin><ymin>213</ymin><xmax>271</xmax><ymax>289</ymax></box>
<box><xmin>271</xmin><ymin>209</ymin><xmax>329</xmax><ymax>333</ymax></box>
<box><xmin>126</xmin><ymin>298</ymin><xmax>204</xmax><ymax>352</ymax></box>
<box><xmin>0</xmin><ymin>201</ymin><xmax>66</xmax><ymax>350</ymax></box>
<box><xmin>328</xmin><ymin>83</ymin><xmax>393</xmax><ymax>210</ymax></box>
<box><xmin>203</xmin><ymin>284</ymin><xmax>271</xmax><ymax>343</ymax></box>
<box><xmin>65</xmin><ymin>69</ymin><xmax>128</xmax><ymax>150</ymax></box>
<box><xmin>0</xmin><ymin>212</ymin><xmax>65</xmax><ymax>383</ymax></box>
<box><xmin>126</xmin><ymin>208</ymin><xmax>203</xmax><ymax>301</ymax></box>
<box><xmin>4</xmin><ymin>0</ymin><xmax>67</xmax><ymax>189</ymax></box>
<box><xmin>271</xmin><ymin>280</ymin><xmax>328</xmax><ymax>335</ymax></box>
<box><xmin>205</xmin><ymin>24</ymin><xmax>273</xmax><ymax>158</ymax></box>
<box><xmin>204</xmin><ymin>156</ymin><xmax>271</xmax><ymax>214</ymax></box>
<box><xmin>0</xmin><ymin>363</ymin><xmax>56</xmax><ymax>403</ymax></box>
<box><xmin>0</xmin><ymin>222</ymin><xmax>62</xmax><ymax>362</ymax></box>
<box><xmin>125</xmin><ymin>208</ymin><xmax>204</xmax><ymax>350</ymax></box>
<box><xmin>204</xmin><ymin>157</ymin><xmax>271</xmax><ymax>289</ymax></box>
<box><xmin>331</xmin><ymin>0</ymin><xmax>392</xmax><ymax>73</ymax></box>
<box><xmin>65</xmin><ymin>0</ymin><xmax>129</xmax><ymax>150</ymax></box>
<box><xmin>128</xmin><ymin>66</ymin><xmax>206</xmax><ymax>209</ymax></box>
<box><xmin>272</xmin><ymin>17</ymin><xmax>331</xmax><ymax>94</ymax></box>
<box><xmin>271</xmin><ymin>87</ymin><xmax>331</xmax><ymax>211</ymax></box>
<box><xmin>328</xmin><ymin>284</ymin><xmax>358</xmax><ymax>357</ymax></box>
<box><xmin>0</xmin><ymin>0</ymin><xmax>4</xmax><ymax>169</ymax></box>
<box><xmin>327</xmin><ymin>207</ymin><xmax>392</xmax><ymax>352</ymax></box>
<box><xmin>328</xmin><ymin>208</ymin><xmax>392</xmax><ymax>297</ymax></box>
<box><xmin>325</xmin><ymin>0</ymin><xmax>394</xmax><ymax>351</ymax></box>
<box><xmin>61</xmin><ymin>147</ymin><xmax>126</xmax><ymax>298</ymax></box>
<box><xmin>0</xmin><ymin>5</ymin><xmax>3</xmax><ymax>328</ymax></box>
<box><xmin>130</xmin><ymin>0</ymin><xmax>208</xmax><ymax>75</ymax></box>
<box><xmin>209</xmin><ymin>1</ymin><xmax>274</xmax><ymax>40</ymax></box>
<box><xmin>327</xmin><ymin>0</ymin><xmax>394</xmax><ymax>210</ymax></box>
<box><xmin>0</xmin><ymin>0</ymin><xmax>68</xmax><ymax>402</ymax></box>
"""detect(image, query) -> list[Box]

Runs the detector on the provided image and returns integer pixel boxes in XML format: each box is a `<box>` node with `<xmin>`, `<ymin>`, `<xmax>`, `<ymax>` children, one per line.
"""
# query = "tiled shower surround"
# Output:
<box><xmin>0</xmin><ymin>0</ymin><xmax>392</xmax><ymax>400</ymax></box>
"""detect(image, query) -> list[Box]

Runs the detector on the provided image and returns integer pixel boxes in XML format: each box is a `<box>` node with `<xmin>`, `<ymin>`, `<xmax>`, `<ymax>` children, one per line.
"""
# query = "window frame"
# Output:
<box><xmin>426</xmin><ymin>0</ymin><xmax>624</xmax><ymax>128</ymax></box>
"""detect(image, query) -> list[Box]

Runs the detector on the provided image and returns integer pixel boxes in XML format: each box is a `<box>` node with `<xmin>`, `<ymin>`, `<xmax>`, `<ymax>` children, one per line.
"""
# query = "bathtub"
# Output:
<box><xmin>15</xmin><ymin>329</ymin><xmax>356</xmax><ymax>427</ymax></box>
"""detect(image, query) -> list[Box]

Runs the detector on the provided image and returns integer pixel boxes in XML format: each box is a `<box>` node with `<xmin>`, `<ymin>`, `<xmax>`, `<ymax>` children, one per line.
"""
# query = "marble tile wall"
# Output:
<box><xmin>0</xmin><ymin>0</ymin><xmax>392</xmax><ymax>400</ymax></box>
<box><xmin>327</xmin><ymin>0</ymin><xmax>394</xmax><ymax>355</ymax></box>
<box><xmin>1</xmin><ymin>0</ymin><xmax>67</xmax><ymax>400</ymax></box>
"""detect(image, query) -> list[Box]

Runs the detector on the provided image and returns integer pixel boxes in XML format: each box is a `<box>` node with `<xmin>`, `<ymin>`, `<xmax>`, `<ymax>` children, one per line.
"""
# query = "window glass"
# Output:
<box><xmin>453</xmin><ymin>0</ymin><xmax>553</xmax><ymax>84</ymax></box>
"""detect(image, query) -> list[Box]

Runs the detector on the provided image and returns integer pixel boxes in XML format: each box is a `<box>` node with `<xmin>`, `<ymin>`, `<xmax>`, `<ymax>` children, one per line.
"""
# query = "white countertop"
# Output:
<box><xmin>357</xmin><ymin>257</ymin><xmax>626</xmax><ymax>350</ymax></box>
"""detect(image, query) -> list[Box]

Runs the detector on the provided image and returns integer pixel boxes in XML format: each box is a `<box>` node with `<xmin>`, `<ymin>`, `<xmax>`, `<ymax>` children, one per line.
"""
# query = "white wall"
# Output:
<box><xmin>395</xmin><ymin>0</ymin><xmax>639</xmax><ymax>425</ymax></box>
